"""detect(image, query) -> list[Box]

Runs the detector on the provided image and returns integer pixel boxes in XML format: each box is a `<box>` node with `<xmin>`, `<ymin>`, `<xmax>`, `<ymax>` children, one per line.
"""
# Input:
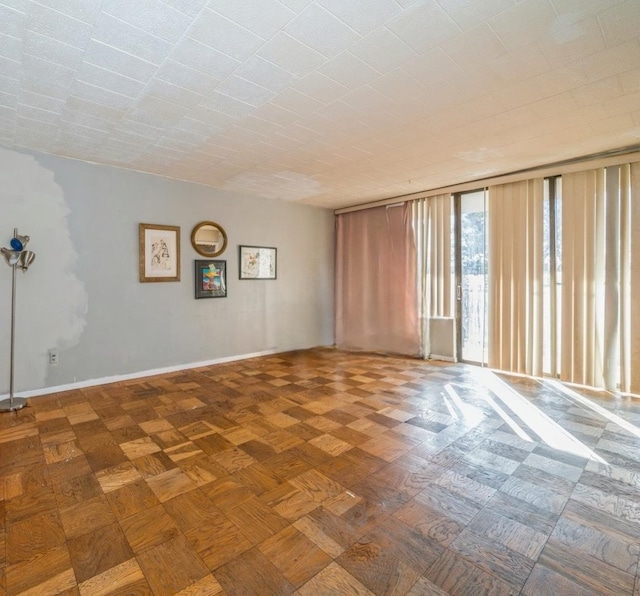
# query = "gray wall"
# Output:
<box><xmin>0</xmin><ymin>146</ymin><xmax>335</xmax><ymax>394</ymax></box>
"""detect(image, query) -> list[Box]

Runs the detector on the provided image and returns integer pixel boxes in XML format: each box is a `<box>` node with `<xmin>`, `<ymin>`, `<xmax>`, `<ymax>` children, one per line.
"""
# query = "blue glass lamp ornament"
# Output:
<box><xmin>10</xmin><ymin>234</ymin><xmax>29</xmax><ymax>252</ymax></box>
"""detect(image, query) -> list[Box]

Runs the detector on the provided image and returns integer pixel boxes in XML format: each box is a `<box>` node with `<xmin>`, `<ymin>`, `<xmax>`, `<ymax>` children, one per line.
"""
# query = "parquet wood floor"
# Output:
<box><xmin>2</xmin><ymin>347</ymin><xmax>640</xmax><ymax>595</ymax></box>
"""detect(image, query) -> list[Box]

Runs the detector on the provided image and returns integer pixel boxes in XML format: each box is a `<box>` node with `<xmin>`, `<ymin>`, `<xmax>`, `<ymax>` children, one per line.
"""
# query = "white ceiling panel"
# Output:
<box><xmin>70</xmin><ymin>80</ymin><xmax>135</xmax><ymax>110</ymax></box>
<box><xmin>144</xmin><ymin>79</ymin><xmax>205</xmax><ymax>108</ymax></box>
<box><xmin>441</xmin><ymin>24</ymin><xmax>507</xmax><ymax>69</ymax></box>
<box><xmin>538</xmin><ymin>16</ymin><xmax>606</xmax><ymax>65</ymax></box>
<box><xmin>21</xmin><ymin>54</ymin><xmax>76</xmax><ymax>98</ymax></box>
<box><xmin>489</xmin><ymin>0</ymin><xmax>558</xmax><ymax>49</ymax></box>
<box><xmin>0</xmin><ymin>0</ymin><xmax>639</xmax><ymax>209</ymax></box>
<box><xmin>402</xmin><ymin>48</ymin><xmax>465</xmax><ymax>85</ymax></box>
<box><xmin>318</xmin><ymin>51</ymin><xmax>381</xmax><ymax>89</ymax></box>
<box><xmin>23</xmin><ymin>31</ymin><xmax>85</xmax><ymax>69</ymax></box>
<box><xmin>349</xmin><ymin>27</ymin><xmax>417</xmax><ymax>74</ymax></box>
<box><xmin>315</xmin><ymin>0</ymin><xmax>401</xmax><ymax>35</ymax></box>
<box><xmin>0</xmin><ymin>31</ymin><xmax>20</xmax><ymax>61</ymax></box>
<box><xmin>251</xmin><ymin>103</ymin><xmax>300</xmax><ymax>126</ymax></box>
<box><xmin>257</xmin><ymin>32</ymin><xmax>325</xmax><ymax>77</ymax></box>
<box><xmin>489</xmin><ymin>43</ymin><xmax>551</xmax><ymax>82</ymax></box>
<box><xmin>214</xmin><ymin>75</ymin><xmax>275</xmax><ymax>107</ymax></box>
<box><xmin>291</xmin><ymin>71</ymin><xmax>349</xmax><ymax>104</ymax></box>
<box><xmin>154</xmin><ymin>60</ymin><xmax>221</xmax><ymax>96</ymax></box>
<box><xmin>83</xmin><ymin>40</ymin><xmax>158</xmax><ymax>83</ymax></box>
<box><xmin>76</xmin><ymin>62</ymin><xmax>146</xmax><ymax>99</ymax></box>
<box><xmin>134</xmin><ymin>94</ymin><xmax>185</xmax><ymax>120</ymax></box>
<box><xmin>92</xmin><ymin>13</ymin><xmax>174</xmax><ymax>65</ymax></box>
<box><xmin>0</xmin><ymin>75</ymin><xmax>18</xmax><ymax>97</ymax></box>
<box><xmin>32</xmin><ymin>0</ymin><xmax>102</xmax><ymax>23</ymax></box>
<box><xmin>563</xmin><ymin>40</ymin><xmax>640</xmax><ymax>84</ymax></box>
<box><xmin>19</xmin><ymin>89</ymin><xmax>64</xmax><ymax>113</ymax></box>
<box><xmin>285</xmin><ymin>3</ymin><xmax>361</xmax><ymax>58</ymax></box>
<box><xmin>188</xmin><ymin>9</ymin><xmax>263</xmax><ymax>62</ymax></box>
<box><xmin>620</xmin><ymin>69</ymin><xmax>640</xmax><ymax>93</ymax></box>
<box><xmin>234</xmin><ymin>55</ymin><xmax>297</xmax><ymax>94</ymax></box>
<box><xmin>169</xmin><ymin>37</ymin><xmax>240</xmax><ymax>80</ymax></box>
<box><xmin>0</xmin><ymin>3</ymin><xmax>25</xmax><ymax>38</ymax></box>
<box><xmin>209</xmin><ymin>0</ymin><xmax>295</xmax><ymax>39</ymax></box>
<box><xmin>160</xmin><ymin>0</ymin><xmax>208</xmax><ymax>19</ymax></box>
<box><xmin>599</xmin><ymin>0</ymin><xmax>640</xmax><ymax>47</ymax></box>
<box><xmin>270</xmin><ymin>88</ymin><xmax>324</xmax><ymax>116</ymax></box>
<box><xmin>26</xmin><ymin>4</ymin><xmax>92</xmax><ymax>49</ymax></box>
<box><xmin>550</xmin><ymin>0</ymin><xmax>625</xmax><ymax>25</ymax></box>
<box><xmin>437</xmin><ymin>0</ymin><xmax>517</xmax><ymax>31</ymax></box>
<box><xmin>386</xmin><ymin>1</ymin><xmax>461</xmax><ymax>54</ymax></box>
<box><xmin>277</xmin><ymin>0</ymin><xmax>313</xmax><ymax>12</ymax></box>
<box><xmin>101</xmin><ymin>0</ymin><xmax>192</xmax><ymax>43</ymax></box>
<box><xmin>0</xmin><ymin>55</ymin><xmax>20</xmax><ymax>80</ymax></box>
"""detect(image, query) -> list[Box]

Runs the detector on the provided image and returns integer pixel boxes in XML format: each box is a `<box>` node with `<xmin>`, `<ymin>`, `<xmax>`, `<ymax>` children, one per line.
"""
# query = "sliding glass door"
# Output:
<box><xmin>454</xmin><ymin>190</ymin><xmax>488</xmax><ymax>364</ymax></box>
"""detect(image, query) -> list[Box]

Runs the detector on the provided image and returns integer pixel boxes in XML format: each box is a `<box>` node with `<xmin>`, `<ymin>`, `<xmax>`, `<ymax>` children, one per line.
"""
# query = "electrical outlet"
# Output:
<box><xmin>48</xmin><ymin>349</ymin><xmax>58</xmax><ymax>366</ymax></box>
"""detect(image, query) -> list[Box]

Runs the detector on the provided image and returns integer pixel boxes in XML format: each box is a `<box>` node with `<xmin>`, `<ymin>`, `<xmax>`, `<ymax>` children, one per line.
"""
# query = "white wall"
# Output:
<box><xmin>0</xmin><ymin>146</ymin><xmax>335</xmax><ymax>395</ymax></box>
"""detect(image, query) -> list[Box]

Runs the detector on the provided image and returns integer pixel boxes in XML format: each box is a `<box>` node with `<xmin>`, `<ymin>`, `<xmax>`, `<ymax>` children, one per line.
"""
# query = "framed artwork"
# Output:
<box><xmin>239</xmin><ymin>245</ymin><xmax>277</xmax><ymax>280</ymax></box>
<box><xmin>195</xmin><ymin>260</ymin><xmax>227</xmax><ymax>298</ymax></box>
<box><xmin>139</xmin><ymin>223</ymin><xmax>180</xmax><ymax>282</ymax></box>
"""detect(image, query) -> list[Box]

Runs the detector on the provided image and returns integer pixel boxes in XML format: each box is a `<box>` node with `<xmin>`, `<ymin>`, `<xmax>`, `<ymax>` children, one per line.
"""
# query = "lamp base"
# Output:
<box><xmin>0</xmin><ymin>397</ymin><xmax>28</xmax><ymax>412</ymax></box>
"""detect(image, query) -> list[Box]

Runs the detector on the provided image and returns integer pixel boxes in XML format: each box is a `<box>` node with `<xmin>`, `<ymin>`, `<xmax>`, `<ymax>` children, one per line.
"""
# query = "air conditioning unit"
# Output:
<box><xmin>428</xmin><ymin>317</ymin><xmax>456</xmax><ymax>362</ymax></box>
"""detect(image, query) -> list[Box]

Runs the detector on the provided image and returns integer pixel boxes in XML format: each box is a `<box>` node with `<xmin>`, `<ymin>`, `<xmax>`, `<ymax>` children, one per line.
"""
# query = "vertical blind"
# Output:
<box><xmin>488</xmin><ymin>179</ymin><xmax>544</xmax><ymax>377</ymax></box>
<box><xmin>628</xmin><ymin>163</ymin><xmax>640</xmax><ymax>394</ymax></box>
<box><xmin>335</xmin><ymin>159</ymin><xmax>640</xmax><ymax>393</ymax></box>
<box><xmin>559</xmin><ymin>164</ymin><xmax>640</xmax><ymax>393</ymax></box>
<box><xmin>561</xmin><ymin>169</ymin><xmax>606</xmax><ymax>388</ymax></box>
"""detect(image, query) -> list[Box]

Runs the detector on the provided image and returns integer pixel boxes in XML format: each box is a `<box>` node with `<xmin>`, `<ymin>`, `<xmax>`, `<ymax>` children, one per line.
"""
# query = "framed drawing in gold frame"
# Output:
<box><xmin>139</xmin><ymin>223</ymin><xmax>181</xmax><ymax>282</ymax></box>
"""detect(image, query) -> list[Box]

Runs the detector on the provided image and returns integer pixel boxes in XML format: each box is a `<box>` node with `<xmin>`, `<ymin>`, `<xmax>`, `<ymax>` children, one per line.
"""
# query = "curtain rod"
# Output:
<box><xmin>335</xmin><ymin>146</ymin><xmax>640</xmax><ymax>215</ymax></box>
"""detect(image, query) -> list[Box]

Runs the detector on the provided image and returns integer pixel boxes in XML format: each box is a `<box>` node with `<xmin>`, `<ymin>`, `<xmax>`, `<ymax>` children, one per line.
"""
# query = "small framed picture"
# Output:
<box><xmin>139</xmin><ymin>223</ymin><xmax>180</xmax><ymax>282</ymax></box>
<box><xmin>195</xmin><ymin>260</ymin><xmax>227</xmax><ymax>298</ymax></box>
<box><xmin>239</xmin><ymin>245</ymin><xmax>277</xmax><ymax>280</ymax></box>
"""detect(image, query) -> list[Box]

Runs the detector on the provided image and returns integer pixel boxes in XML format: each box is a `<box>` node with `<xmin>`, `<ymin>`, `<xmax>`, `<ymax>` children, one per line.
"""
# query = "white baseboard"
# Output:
<box><xmin>0</xmin><ymin>348</ymin><xmax>281</xmax><ymax>401</ymax></box>
<box><xmin>428</xmin><ymin>354</ymin><xmax>457</xmax><ymax>363</ymax></box>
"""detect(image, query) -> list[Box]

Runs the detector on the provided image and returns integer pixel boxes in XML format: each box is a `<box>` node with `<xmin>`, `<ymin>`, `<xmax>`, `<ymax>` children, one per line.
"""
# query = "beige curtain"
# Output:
<box><xmin>619</xmin><ymin>165</ymin><xmax>631</xmax><ymax>392</ymax></box>
<box><xmin>604</xmin><ymin>165</ymin><xmax>625</xmax><ymax>391</ymax></box>
<box><xmin>414</xmin><ymin>194</ymin><xmax>453</xmax><ymax>357</ymax></box>
<box><xmin>629</xmin><ymin>163</ymin><xmax>640</xmax><ymax>393</ymax></box>
<box><xmin>561</xmin><ymin>169</ymin><xmax>606</xmax><ymax>388</ymax></box>
<box><xmin>335</xmin><ymin>203</ymin><xmax>421</xmax><ymax>356</ymax></box>
<box><xmin>488</xmin><ymin>179</ymin><xmax>544</xmax><ymax>376</ymax></box>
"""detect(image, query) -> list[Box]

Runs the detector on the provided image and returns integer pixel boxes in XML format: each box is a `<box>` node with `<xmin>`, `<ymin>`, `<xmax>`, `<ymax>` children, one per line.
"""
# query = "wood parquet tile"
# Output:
<box><xmin>2</xmin><ymin>347</ymin><xmax>640</xmax><ymax>594</ymax></box>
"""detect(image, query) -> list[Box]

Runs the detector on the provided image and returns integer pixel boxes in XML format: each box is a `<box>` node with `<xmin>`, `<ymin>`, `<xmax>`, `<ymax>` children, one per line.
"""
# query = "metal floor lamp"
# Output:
<box><xmin>0</xmin><ymin>229</ymin><xmax>36</xmax><ymax>412</ymax></box>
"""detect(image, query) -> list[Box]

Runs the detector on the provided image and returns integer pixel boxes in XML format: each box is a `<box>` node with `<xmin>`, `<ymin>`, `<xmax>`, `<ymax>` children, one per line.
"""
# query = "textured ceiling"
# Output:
<box><xmin>1</xmin><ymin>0</ymin><xmax>639</xmax><ymax>209</ymax></box>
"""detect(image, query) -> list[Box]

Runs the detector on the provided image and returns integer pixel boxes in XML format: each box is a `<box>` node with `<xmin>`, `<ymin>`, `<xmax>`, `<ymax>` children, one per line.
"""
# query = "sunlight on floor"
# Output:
<box><xmin>468</xmin><ymin>368</ymin><xmax>607</xmax><ymax>464</ymax></box>
<box><xmin>444</xmin><ymin>383</ymin><xmax>532</xmax><ymax>441</ymax></box>
<box><xmin>442</xmin><ymin>383</ymin><xmax>485</xmax><ymax>425</ymax></box>
<box><xmin>441</xmin><ymin>392</ymin><xmax>459</xmax><ymax>421</ymax></box>
<box><xmin>544</xmin><ymin>379</ymin><xmax>640</xmax><ymax>440</ymax></box>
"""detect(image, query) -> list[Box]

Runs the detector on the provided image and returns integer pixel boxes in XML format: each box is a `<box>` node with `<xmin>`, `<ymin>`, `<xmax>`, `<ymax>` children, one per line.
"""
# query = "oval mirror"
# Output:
<box><xmin>191</xmin><ymin>221</ymin><xmax>228</xmax><ymax>257</ymax></box>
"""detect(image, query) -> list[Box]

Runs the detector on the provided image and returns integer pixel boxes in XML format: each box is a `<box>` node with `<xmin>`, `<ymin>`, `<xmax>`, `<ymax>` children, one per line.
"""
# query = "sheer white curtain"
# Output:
<box><xmin>413</xmin><ymin>194</ymin><xmax>453</xmax><ymax>358</ymax></box>
<box><xmin>561</xmin><ymin>169</ymin><xmax>606</xmax><ymax>388</ymax></box>
<box><xmin>335</xmin><ymin>204</ymin><xmax>421</xmax><ymax>356</ymax></box>
<box><xmin>488</xmin><ymin>179</ymin><xmax>544</xmax><ymax>376</ymax></box>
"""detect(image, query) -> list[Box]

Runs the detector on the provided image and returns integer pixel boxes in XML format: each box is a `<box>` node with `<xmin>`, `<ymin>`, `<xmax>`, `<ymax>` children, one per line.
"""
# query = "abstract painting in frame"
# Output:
<box><xmin>239</xmin><ymin>245</ymin><xmax>277</xmax><ymax>280</ymax></box>
<box><xmin>195</xmin><ymin>260</ymin><xmax>227</xmax><ymax>298</ymax></box>
<box><xmin>139</xmin><ymin>223</ymin><xmax>180</xmax><ymax>282</ymax></box>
